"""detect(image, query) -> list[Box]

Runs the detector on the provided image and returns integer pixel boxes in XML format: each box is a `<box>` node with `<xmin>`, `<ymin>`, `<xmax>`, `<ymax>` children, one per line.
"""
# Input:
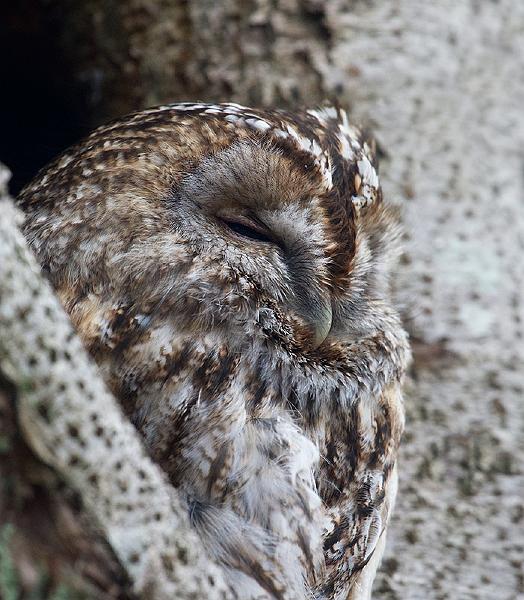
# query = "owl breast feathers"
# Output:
<box><xmin>18</xmin><ymin>103</ymin><xmax>410</xmax><ymax>599</ymax></box>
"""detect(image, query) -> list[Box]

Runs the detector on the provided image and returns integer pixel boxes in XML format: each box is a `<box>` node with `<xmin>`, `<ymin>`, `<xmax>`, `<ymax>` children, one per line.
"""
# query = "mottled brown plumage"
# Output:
<box><xmin>18</xmin><ymin>103</ymin><xmax>410</xmax><ymax>599</ymax></box>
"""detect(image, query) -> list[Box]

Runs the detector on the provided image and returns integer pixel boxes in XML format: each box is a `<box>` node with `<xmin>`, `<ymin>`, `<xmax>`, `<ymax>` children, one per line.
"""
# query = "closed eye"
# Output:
<box><xmin>220</xmin><ymin>217</ymin><xmax>275</xmax><ymax>244</ymax></box>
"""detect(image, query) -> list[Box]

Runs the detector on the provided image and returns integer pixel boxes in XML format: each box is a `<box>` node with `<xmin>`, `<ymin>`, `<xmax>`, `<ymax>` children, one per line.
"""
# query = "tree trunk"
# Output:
<box><xmin>1</xmin><ymin>2</ymin><xmax>523</xmax><ymax>599</ymax></box>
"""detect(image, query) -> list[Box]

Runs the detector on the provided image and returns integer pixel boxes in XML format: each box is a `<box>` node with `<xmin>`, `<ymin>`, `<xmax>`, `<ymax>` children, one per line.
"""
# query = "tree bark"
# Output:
<box><xmin>1</xmin><ymin>1</ymin><xmax>524</xmax><ymax>599</ymax></box>
<box><xmin>0</xmin><ymin>165</ymin><xmax>229</xmax><ymax>599</ymax></box>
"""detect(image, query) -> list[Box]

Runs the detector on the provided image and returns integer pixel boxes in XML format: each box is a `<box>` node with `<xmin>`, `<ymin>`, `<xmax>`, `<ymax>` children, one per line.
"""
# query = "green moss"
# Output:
<box><xmin>48</xmin><ymin>584</ymin><xmax>73</xmax><ymax>600</ymax></box>
<box><xmin>0</xmin><ymin>523</ymin><xmax>20</xmax><ymax>600</ymax></box>
<box><xmin>17</xmin><ymin>376</ymin><xmax>36</xmax><ymax>396</ymax></box>
<box><xmin>0</xmin><ymin>435</ymin><xmax>11</xmax><ymax>454</ymax></box>
<box><xmin>0</xmin><ymin>524</ymin><xmax>85</xmax><ymax>600</ymax></box>
<box><xmin>26</xmin><ymin>568</ymin><xmax>50</xmax><ymax>600</ymax></box>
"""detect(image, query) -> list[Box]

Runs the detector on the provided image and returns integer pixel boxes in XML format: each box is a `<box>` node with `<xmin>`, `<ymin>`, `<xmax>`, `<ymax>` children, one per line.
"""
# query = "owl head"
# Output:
<box><xmin>19</xmin><ymin>103</ymin><xmax>402</xmax><ymax>369</ymax></box>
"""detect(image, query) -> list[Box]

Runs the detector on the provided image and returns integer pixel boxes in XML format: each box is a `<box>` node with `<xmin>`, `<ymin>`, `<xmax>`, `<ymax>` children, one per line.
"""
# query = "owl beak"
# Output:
<box><xmin>286</xmin><ymin>251</ymin><xmax>333</xmax><ymax>350</ymax></box>
<box><xmin>293</xmin><ymin>292</ymin><xmax>332</xmax><ymax>350</ymax></box>
<box><xmin>309</xmin><ymin>300</ymin><xmax>333</xmax><ymax>350</ymax></box>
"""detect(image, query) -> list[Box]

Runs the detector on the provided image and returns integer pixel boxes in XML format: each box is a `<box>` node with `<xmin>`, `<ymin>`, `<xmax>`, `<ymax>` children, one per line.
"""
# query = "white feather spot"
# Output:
<box><xmin>337</xmin><ymin>132</ymin><xmax>355</xmax><ymax>160</ymax></box>
<box><xmin>357</xmin><ymin>157</ymin><xmax>379</xmax><ymax>189</ymax></box>
<box><xmin>245</xmin><ymin>118</ymin><xmax>271</xmax><ymax>132</ymax></box>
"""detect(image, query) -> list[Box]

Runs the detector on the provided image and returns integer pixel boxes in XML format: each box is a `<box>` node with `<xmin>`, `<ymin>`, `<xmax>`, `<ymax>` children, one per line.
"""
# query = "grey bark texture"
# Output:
<box><xmin>0</xmin><ymin>165</ymin><xmax>230</xmax><ymax>599</ymax></box>
<box><xmin>1</xmin><ymin>1</ymin><xmax>524</xmax><ymax>599</ymax></box>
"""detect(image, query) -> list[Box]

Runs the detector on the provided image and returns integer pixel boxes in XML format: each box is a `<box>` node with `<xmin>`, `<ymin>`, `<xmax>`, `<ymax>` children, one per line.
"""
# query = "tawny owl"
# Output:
<box><xmin>17</xmin><ymin>102</ymin><xmax>410</xmax><ymax>599</ymax></box>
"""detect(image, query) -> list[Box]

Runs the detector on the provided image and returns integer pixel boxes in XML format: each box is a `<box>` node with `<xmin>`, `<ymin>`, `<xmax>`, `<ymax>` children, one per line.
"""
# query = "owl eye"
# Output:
<box><xmin>220</xmin><ymin>216</ymin><xmax>274</xmax><ymax>244</ymax></box>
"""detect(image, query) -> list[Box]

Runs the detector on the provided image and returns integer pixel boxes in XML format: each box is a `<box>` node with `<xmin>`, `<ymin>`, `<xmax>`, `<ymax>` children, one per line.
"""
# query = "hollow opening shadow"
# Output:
<box><xmin>0</xmin><ymin>1</ymin><xmax>91</xmax><ymax>195</ymax></box>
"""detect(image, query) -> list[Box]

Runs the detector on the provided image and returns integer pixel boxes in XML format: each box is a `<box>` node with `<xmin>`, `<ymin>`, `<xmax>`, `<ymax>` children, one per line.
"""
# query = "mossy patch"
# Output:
<box><xmin>0</xmin><ymin>523</ymin><xmax>19</xmax><ymax>600</ymax></box>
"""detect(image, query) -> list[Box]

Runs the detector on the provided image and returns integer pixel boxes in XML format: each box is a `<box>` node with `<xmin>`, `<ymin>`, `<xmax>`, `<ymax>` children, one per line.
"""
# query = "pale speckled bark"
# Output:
<box><xmin>2</xmin><ymin>1</ymin><xmax>524</xmax><ymax>599</ymax></box>
<box><xmin>0</xmin><ymin>163</ymin><xmax>134</xmax><ymax>600</ymax></box>
<box><xmin>0</xmin><ymin>164</ymin><xmax>230</xmax><ymax>599</ymax></box>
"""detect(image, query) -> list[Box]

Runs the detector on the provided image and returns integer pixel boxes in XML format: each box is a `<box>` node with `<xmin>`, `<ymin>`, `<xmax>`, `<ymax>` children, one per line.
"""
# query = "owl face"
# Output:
<box><xmin>21</xmin><ymin>103</ymin><xmax>397</xmax><ymax>367</ymax></box>
<box><xmin>172</xmin><ymin>138</ymin><xmax>341</xmax><ymax>351</ymax></box>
